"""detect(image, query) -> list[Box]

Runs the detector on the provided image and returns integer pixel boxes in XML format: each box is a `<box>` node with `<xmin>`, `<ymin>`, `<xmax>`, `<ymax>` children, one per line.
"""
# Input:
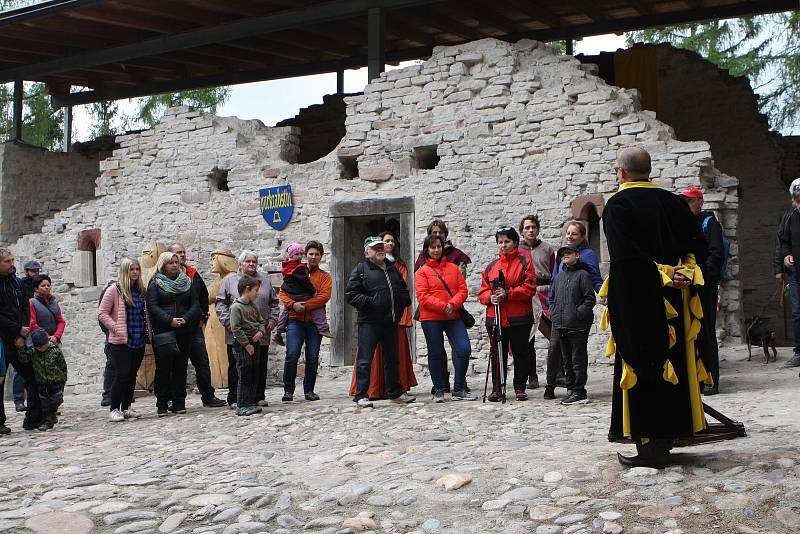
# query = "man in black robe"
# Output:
<box><xmin>602</xmin><ymin>147</ymin><xmax>710</xmax><ymax>468</ymax></box>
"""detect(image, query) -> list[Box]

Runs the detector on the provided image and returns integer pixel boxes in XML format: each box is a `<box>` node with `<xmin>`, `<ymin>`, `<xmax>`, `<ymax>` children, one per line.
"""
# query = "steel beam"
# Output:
<box><xmin>0</xmin><ymin>0</ymin><xmax>446</xmax><ymax>83</ymax></box>
<box><xmin>336</xmin><ymin>69</ymin><xmax>344</xmax><ymax>94</ymax></box>
<box><xmin>12</xmin><ymin>79</ymin><xmax>23</xmax><ymax>142</ymax></box>
<box><xmin>63</xmin><ymin>104</ymin><xmax>72</xmax><ymax>151</ymax></box>
<box><xmin>0</xmin><ymin>0</ymin><xmax>106</xmax><ymax>28</ymax></box>
<box><xmin>367</xmin><ymin>7</ymin><xmax>385</xmax><ymax>82</ymax></box>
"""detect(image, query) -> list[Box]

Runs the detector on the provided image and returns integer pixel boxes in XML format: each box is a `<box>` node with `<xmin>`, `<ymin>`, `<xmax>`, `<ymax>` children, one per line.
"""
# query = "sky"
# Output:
<box><xmin>70</xmin><ymin>34</ymin><xmax>629</xmax><ymax>141</ymax></box>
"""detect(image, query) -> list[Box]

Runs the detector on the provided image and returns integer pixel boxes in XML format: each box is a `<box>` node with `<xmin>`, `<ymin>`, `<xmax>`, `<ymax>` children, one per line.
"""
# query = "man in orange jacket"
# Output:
<box><xmin>279</xmin><ymin>241</ymin><xmax>332</xmax><ymax>402</ymax></box>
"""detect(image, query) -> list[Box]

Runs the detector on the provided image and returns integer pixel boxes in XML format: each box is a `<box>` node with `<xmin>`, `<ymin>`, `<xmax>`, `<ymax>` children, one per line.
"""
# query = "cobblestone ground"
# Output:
<box><xmin>1</xmin><ymin>345</ymin><xmax>799</xmax><ymax>534</ymax></box>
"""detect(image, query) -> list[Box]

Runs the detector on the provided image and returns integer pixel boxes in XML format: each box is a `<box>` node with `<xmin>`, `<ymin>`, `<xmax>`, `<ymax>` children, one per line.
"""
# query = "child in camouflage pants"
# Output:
<box><xmin>20</xmin><ymin>329</ymin><xmax>67</xmax><ymax>431</ymax></box>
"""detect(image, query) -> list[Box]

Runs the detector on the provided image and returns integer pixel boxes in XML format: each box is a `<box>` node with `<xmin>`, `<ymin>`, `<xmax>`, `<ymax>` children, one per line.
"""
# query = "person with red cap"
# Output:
<box><xmin>679</xmin><ymin>185</ymin><xmax>725</xmax><ymax>395</ymax></box>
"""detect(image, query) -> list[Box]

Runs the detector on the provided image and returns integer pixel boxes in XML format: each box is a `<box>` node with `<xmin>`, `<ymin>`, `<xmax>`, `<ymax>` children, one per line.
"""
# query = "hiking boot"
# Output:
<box><xmin>561</xmin><ymin>392</ymin><xmax>588</xmax><ymax>405</ymax></box>
<box><xmin>236</xmin><ymin>406</ymin><xmax>252</xmax><ymax>416</ymax></box>
<box><xmin>202</xmin><ymin>396</ymin><xmax>227</xmax><ymax>408</ymax></box>
<box><xmin>304</xmin><ymin>392</ymin><xmax>320</xmax><ymax>401</ymax></box>
<box><xmin>527</xmin><ymin>374</ymin><xmax>539</xmax><ymax>389</ymax></box>
<box><xmin>433</xmin><ymin>390</ymin><xmax>445</xmax><ymax>403</ymax></box>
<box><xmin>356</xmin><ymin>398</ymin><xmax>374</xmax><ymax>408</ymax></box>
<box><xmin>452</xmin><ymin>390</ymin><xmax>477</xmax><ymax>401</ymax></box>
<box><xmin>14</xmin><ymin>401</ymin><xmax>26</xmax><ymax>412</ymax></box>
<box><xmin>515</xmin><ymin>389</ymin><xmax>528</xmax><ymax>401</ymax></box>
<box><xmin>784</xmin><ymin>353</ymin><xmax>800</xmax><ymax>367</ymax></box>
<box><xmin>487</xmin><ymin>390</ymin><xmax>502</xmax><ymax>403</ymax></box>
<box><xmin>109</xmin><ymin>409</ymin><xmax>125</xmax><ymax>422</ymax></box>
<box><xmin>543</xmin><ymin>386</ymin><xmax>555</xmax><ymax>400</ymax></box>
<box><xmin>282</xmin><ymin>392</ymin><xmax>293</xmax><ymax>402</ymax></box>
<box><xmin>390</xmin><ymin>392</ymin><xmax>416</xmax><ymax>405</ymax></box>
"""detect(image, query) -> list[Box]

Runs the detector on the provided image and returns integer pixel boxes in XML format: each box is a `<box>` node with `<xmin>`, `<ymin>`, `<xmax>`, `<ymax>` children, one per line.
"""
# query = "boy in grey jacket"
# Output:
<box><xmin>549</xmin><ymin>244</ymin><xmax>596</xmax><ymax>405</ymax></box>
<box><xmin>230</xmin><ymin>276</ymin><xmax>267</xmax><ymax>417</ymax></box>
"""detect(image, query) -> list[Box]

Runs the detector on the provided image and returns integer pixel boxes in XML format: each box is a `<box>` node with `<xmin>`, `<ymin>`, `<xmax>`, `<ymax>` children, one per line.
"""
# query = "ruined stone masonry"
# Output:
<box><xmin>10</xmin><ymin>38</ymin><xmax>740</xmax><ymax>393</ymax></box>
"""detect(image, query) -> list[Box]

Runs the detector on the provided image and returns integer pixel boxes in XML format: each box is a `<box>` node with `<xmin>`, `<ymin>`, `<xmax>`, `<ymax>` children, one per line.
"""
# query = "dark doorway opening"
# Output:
<box><xmin>329</xmin><ymin>197</ymin><xmax>415</xmax><ymax>366</ymax></box>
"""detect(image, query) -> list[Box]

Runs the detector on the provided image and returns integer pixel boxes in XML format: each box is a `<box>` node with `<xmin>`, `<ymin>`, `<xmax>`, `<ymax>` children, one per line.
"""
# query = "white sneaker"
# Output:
<box><xmin>356</xmin><ymin>398</ymin><xmax>373</xmax><ymax>408</ymax></box>
<box><xmin>109</xmin><ymin>409</ymin><xmax>125</xmax><ymax>422</ymax></box>
<box><xmin>390</xmin><ymin>392</ymin><xmax>416</xmax><ymax>405</ymax></box>
<box><xmin>123</xmin><ymin>409</ymin><xmax>141</xmax><ymax>419</ymax></box>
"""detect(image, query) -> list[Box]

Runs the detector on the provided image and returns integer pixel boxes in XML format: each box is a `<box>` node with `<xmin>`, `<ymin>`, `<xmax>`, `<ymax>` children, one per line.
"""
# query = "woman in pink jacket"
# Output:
<box><xmin>98</xmin><ymin>258</ymin><xmax>148</xmax><ymax>422</ymax></box>
<box><xmin>416</xmin><ymin>235</ymin><xmax>475</xmax><ymax>403</ymax></box>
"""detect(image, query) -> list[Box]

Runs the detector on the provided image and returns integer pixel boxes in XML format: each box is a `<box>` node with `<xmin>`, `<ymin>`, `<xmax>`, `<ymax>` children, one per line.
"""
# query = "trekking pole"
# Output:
<box><xmin>494</xmin><ymin>300</ymin><xmax>506</xmax><ymax>403</ymax></box>
<box><xmin>482</xmin><ymin>333</ymin><xmax>493</xmax><ymax>403</ymax></box>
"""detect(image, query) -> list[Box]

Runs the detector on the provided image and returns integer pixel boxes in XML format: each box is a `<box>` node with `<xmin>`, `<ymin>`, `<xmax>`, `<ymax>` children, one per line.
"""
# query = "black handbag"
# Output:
<box><xmin>152</xmin><ymin>330</ymin><xmax>177</xmax><ymax>347</ymax></box>
<box><xmin>430</xmin><ymin>268</ymin><xmax>475</xmax><ymax>329</ymax></box>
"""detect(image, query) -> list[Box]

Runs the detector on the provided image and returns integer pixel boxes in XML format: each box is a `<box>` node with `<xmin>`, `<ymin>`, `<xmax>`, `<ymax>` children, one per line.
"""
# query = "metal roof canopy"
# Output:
<box><xmin>0</xmin><ymin>0</ymin><xmax>797</xmax><ymax>111</ymax></box>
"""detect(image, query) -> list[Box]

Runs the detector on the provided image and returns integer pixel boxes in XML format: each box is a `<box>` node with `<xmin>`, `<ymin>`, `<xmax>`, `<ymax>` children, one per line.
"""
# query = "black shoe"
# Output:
<box><xmin>14</xmin><ymin>401</ymin><xmax>27</xmax><ymax>412</ymax></box>
<box><xmin>202</xmin><ymin>396</ymin><xmax>227</xmax><ymax>408</ymax></box>
<box><xmin>282</xmin><ymin>392</ymin><xmax>293</xmax><ymax>402</ymax></box>
<box><xmin>487</xmin><ymin>391</ymin><xmax>501</xmax><ymax>403</ymax></box>
<box><xmin>703</xmin><ymin>385</ymin><xmax>719</xmax><ymax>396</ymax></box>
<box><xmin>617</xmin><ymin>452</ymin><xmax>671</xmax><ymax>469</ymax></box>
<box><xmin>304</xmin><ymin>392</ymin><xmax>320</xmax><ymax>401</ymax></box>
<box><xmin>0</xmin><ymin>425</ymin><xmax>10</xmax><ymax>435</ymax></box>
<box><xmin>543</xmin><ymin>386</ymin><xmax>555</xmax><ymax>400</ymax></box>
<box><xmin>527</xmin><ymin>375</ymin><xmax>539</xmax><ymax>389</ymax></box>
<box><xmin>784</xmin><ymin>353</ymin><xmax>800</xmax><ymax>367</ymax></box>
<box><xmin>561</xmin><ymin>392</ymin><xmax>588</xmax><ymax>405</ymax></box>
<box><xmin>157</xmin><ymin>406</ymin><xmax>170</xmax><ymax>418</ymax></box>
<box><xmin>100</xmin><ymin>398</ymin><xmax>110</xmax><ymax>407</ymax></box>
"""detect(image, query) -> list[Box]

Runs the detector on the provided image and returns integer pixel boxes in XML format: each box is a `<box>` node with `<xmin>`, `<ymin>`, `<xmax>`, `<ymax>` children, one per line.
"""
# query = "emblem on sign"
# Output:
<box><xmin>259</xmin><ymin>185</ymin><xmax>294</xmax><ymax>230</ymax></box>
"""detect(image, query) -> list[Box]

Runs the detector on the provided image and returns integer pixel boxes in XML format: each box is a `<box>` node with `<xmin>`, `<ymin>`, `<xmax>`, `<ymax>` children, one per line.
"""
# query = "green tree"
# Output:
<box><xmin>88</xmin><ymin>100</ymin><xmax>119</xmax><ymax>138</ymax></box>
<box><xmin>627</xmin><ymin>12</ymin><xmax>800</xmax><ymax>133</ymax></box>
<box><xmin>136</xmin><ymin>87</ymin><xmax>231</xmax><ymax>129</ymax></box>
<box><xmin>0</xmin><ymin>82</ymin><xmax>63</xmax><ymax>150</ymax></box>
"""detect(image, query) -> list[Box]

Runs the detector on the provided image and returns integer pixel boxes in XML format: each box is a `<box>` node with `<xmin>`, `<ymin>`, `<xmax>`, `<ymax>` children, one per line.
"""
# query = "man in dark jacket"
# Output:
<box><xmin>679</xmin><ymin>186</ymin><xmax>725</xmax><ymax>393</ymax></box>
<box><xmin>346</xmin><ymin>236</ymin><xmax>415</xmax><ymax>408</ymax></box>
<box><xmin>549</xmin><ymin>244</ymin><xmax>596</xmax><ymax>405</ymax></box>
<box><xmin>0</xmin><ymin>249</ymin><xmax>42</xmax><ymax>431</ymax></box>
<box><xmin>774</xmin><ymin>178</ymin><xmax>800</xmax><ymax>368</ymax></box>
<box><xmin>170</xmin><ymin>243</ymin><xmax>226</xmax><ymax>407</ymax></box>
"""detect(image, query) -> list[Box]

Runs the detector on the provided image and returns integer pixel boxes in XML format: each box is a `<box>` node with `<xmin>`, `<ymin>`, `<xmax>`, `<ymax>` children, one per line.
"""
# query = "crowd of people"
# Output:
<box><xmin>1</xmin><ymin>146</ymin><xmax>773</xmax><ymax>469</ymax></box>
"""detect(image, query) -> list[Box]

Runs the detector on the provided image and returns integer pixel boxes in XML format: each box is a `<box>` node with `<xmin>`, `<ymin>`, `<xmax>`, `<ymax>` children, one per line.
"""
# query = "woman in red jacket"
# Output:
<box><xmin>479</xmin><ymin>226</ymin><xmax>537</xmax><ymax>401</ymax></box>
<box><xmin>417</xmin><ymin>235</ymin><xmax>475</xmax><ymax>402</ymax></box>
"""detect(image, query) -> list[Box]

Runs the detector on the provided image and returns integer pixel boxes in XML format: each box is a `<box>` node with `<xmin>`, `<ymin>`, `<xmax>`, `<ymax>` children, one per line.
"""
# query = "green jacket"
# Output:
<box><xmin>18</xmin><ymin>345</ymin><xmax>67</xmax><ymax>384</ymax></box>
<box><xmin>230</xmin><ymin>297</ymin><xmax>266</xmax><ymax>346</ymax></box>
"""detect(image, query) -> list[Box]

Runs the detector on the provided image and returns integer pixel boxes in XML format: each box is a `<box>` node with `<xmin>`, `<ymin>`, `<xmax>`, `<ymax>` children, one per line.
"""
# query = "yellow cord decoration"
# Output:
<box><xmin>620</xmin><ymin>362</ymin><xmax>637</xmax><ymax>390</ymax></box>
<box><xmin>663</xmin><ymin>360</ymin><xmax>678</xmax><ymax>385</ymax></box>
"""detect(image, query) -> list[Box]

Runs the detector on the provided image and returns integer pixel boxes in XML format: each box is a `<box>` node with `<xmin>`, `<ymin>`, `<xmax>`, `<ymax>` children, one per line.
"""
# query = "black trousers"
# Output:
<box><xmin>1</xmin><ymin>340</ymin><xmax>41</xmax><ymax>429</ymax></box>
<box><xmin>232</xmin><ymin>341</ymin><xmax>260</xmax><ymax>408</ymax></box>
<box><xmin>107</xmin><ymin>344</ymin><xmax>145</xmax><ymax>411</ymax></box>
<box><xmin>38</xmin><ymin>382</ymin><xmax>64</xmax><ymax>422</ymax></box>
<box><xmin>101</xmin><ymin>342</ymin><xmax>112</xmax><ymax>402</ymax></box>
<box><xmin>699</xmin><ymin>281</ymin><xmax>720</xmax><ymax>388</ymax></box>
<box><xmin>487</xmin><ymin>323</ymin><xmax>531</xmax><ymax>391</ymax></box>
<box><xmin>189</xmin><ymin>326</ymin><xmax>216</xmax><ymax>401</ymax></box>
<box><xmin>153</xmin><ymin>330</ymin><xmax>191</xmax><ymax>409</ymax></box>
<box><xmin>545</xmin><ymin>320</ymin><xmax>566</xmax><ymax>387</ymax></box>
<box><xmin>227</xmin><ymin>343</ymin><xmax>267</xmax><ymax>404</ymax></box>
<box><xmin>354</xmin><ymin>322</ymin><xmax>401</xmax><ymax>401</ymax></box>
<box><xmin>559</xmin><ymin>329</ymin><xmax>589</xmax><ymax>395</ymax></box>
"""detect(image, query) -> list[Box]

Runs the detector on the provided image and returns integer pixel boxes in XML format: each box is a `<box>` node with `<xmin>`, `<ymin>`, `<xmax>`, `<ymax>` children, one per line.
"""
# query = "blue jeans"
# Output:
<box><xmin>283</xmin><ymin>320</ymin><xmax>322</xmax><ymax>394</ymax></box>
<box><xmin>13</xmin><ymin>367</ymin><xmax>25</xmax><ymax>402</ymax></box>
<box><xmin>789</xmin><ymin>268</ymin><xmax>800</xmax><ymax>354</ymax></box>
<box><xmin>421</xmin><ymin>319</ymin><xmax>471</xmax><ymax>393</ymax></box>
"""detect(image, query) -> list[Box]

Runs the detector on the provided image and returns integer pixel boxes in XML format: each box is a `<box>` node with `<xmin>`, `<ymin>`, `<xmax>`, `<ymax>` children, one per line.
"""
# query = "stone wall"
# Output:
<box><xmin>276</xmin><ymin>93</ymin><xmax>349</xmax><ymax>164</ymax></box>
<box><xmin>0</xmin><ymin>142</ymin><xmax>99</xmax><ymax>246</ymax></box>
<box><xmin>11</xmin><ymin>38</ymin><xmax>740</xmax><ymax>392</ymax></box>
<box><xmin>653</xmin><ymin>44</ymin><xmax>784</xmax><ymax>340</ymax></box>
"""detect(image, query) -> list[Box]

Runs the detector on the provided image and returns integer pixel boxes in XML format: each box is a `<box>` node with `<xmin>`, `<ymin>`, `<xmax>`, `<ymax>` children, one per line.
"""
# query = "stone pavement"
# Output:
<box><xmin>1</xmin><ymin>345</ymin><xmax>798</xmax><ymax>534</ymax></box>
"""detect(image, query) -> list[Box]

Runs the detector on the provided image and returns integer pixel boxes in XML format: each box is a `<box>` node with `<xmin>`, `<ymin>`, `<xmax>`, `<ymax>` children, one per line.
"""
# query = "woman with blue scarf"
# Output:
<box><xmin>146</xmin><ymin>251</ymin><xmax>200</xmax><ymax>417</ymax></box>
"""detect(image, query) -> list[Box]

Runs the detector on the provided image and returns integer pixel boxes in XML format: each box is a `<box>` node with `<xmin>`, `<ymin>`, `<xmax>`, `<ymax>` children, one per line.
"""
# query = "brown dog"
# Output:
<box><xmin>745</xmin><ymin>316</ymin><xmax>778</xmax><ymax>364</ymax></box>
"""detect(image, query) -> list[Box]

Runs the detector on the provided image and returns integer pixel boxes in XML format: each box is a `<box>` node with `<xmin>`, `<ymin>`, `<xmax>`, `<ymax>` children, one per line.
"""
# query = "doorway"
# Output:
<box><xmin>329</xmin><ymin>197</ymin><xmax>415</xmax><ymax>366</ymax></box>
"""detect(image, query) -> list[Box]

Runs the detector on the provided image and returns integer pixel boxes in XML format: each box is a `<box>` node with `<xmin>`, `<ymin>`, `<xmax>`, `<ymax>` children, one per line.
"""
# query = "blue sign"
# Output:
<box><xmin>259</xmin><ymin>185</ymin><xmax>294</xmax><ymax>230</ymax></box>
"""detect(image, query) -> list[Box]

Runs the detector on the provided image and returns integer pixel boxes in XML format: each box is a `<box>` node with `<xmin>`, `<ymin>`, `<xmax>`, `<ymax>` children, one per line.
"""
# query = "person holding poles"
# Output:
<box><xmin>479</xmin><ymin>226</ymin><xmax>537</xmax><ymax>402</ymax></box>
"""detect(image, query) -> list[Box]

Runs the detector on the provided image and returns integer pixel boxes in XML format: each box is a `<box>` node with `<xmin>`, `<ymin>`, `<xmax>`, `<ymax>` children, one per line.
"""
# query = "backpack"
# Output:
<box><xmin>702</xmin><ymin>214</ymin><xmax>729</xmax><ymax>280</ymax></box>
<box><xmin>98</xmin><ymin>280</ymin><xmax>118</xmax><ymax>335</ymax></box>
